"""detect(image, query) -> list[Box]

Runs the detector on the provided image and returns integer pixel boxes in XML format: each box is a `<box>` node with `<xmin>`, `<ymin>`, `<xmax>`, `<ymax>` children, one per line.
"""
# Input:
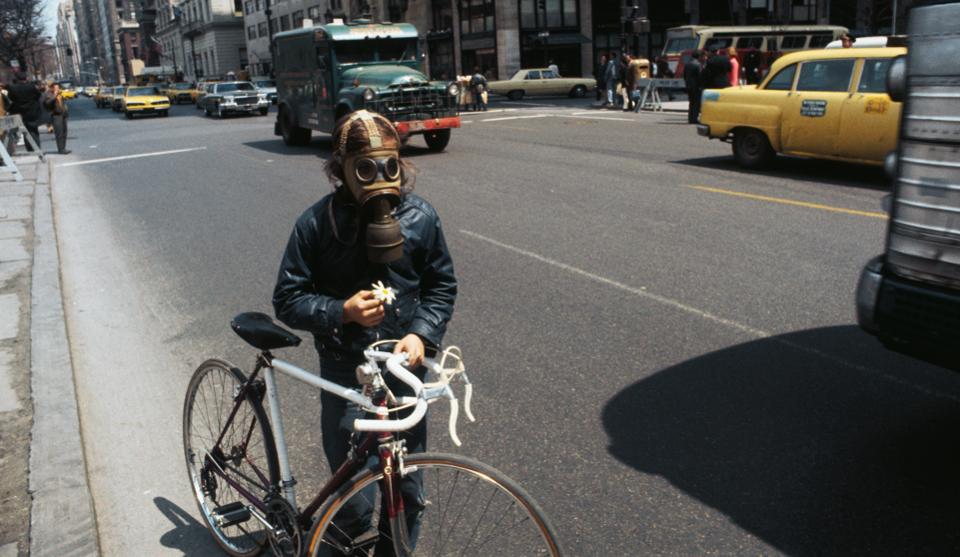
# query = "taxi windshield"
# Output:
<box><xmin>173</xmin><ymin>82</ymin><xmax>193</xmax><ymax>89</ymax></box>
<box><xmin>128</xmin><ymin>87</ymin><xmax>160</xmax><ymax>96</ymax></box>
<box><xmin>334</xmin><ymin>39</ymin><xmax>417</xmax><ymax>64</ymax></box>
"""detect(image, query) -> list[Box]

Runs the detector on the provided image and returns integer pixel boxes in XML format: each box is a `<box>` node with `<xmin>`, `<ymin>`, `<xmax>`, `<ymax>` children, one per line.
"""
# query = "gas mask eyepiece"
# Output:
<box><xmin>336</xmin><ymin>111</ymin><xmax>405</xmax><ymax>263</ymax></box>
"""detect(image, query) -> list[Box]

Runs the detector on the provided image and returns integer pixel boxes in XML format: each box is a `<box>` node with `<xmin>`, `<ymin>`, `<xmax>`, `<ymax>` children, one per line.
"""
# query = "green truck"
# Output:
<box><xmin>273</xmin><ymin>21</ymin><xmax>461</xmax><ymax>152</ymax></box>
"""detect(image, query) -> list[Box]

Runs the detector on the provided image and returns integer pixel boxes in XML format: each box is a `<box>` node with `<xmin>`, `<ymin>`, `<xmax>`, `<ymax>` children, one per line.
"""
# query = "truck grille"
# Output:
<box><xmin>876</xmin><ymin>274</ymin><xmax>960</xmax><ymax>343</ymax></box>
<box><xmin>367</xmin><ymin>87</ymin><xmax>457</xmax><ymax>121</ymax></box>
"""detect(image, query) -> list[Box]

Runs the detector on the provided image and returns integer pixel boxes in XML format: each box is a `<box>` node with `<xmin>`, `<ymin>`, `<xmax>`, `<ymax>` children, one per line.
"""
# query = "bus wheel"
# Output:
<box><xmin>424</xmin><ymin>129</ymin><xmax>451</xmax><ymax>152</ymax></box>
<box><xmin>280</xmin><ymin>108</ymin><xmax>311</xmax><ymax>146</ymax></box>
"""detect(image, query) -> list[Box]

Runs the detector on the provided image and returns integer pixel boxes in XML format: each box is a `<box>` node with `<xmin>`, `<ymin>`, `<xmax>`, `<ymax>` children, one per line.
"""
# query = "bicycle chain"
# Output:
<box><xmin>265</xmin><ymin>494</ymin><xmax>302</xmax><ymax>557</ymax></box>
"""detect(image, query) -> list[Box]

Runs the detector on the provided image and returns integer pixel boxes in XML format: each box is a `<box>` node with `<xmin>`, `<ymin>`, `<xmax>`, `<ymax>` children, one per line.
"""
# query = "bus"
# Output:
<box><xmin>662</xmin><ymin>25</ymin><xmax>848</xmax><ymax>81</ymax></box>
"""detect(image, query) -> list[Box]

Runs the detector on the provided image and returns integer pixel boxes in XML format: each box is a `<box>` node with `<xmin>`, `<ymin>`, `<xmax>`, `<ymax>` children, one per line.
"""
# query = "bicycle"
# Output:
<box><xmin>182</xmin><ymin>311</ymin><xmax>563</xmax><ymax>556</ymax></box>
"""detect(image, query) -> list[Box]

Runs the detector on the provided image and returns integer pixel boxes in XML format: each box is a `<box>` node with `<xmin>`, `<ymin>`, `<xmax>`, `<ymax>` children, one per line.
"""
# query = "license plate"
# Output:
<box><xmin>407</xmin><ymin>121</ymin><xmax>424</xmax><ymax>131</ymax></box>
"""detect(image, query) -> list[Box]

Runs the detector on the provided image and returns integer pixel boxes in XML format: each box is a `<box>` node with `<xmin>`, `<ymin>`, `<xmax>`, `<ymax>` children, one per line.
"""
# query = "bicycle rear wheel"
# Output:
<box><xmin>183</xmin><ymin>359</ymin><xmax>280</xmax><ymax>557</ymax></box>
<box><xmin>306</xmin><ymin>453</ymin><xmax>563</xmax><ymax>557</ymax></box>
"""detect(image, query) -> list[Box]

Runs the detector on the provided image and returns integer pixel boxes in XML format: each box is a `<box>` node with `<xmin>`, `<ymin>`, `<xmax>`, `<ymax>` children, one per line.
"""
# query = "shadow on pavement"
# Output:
<box><xmin>244</xmin><ymin>138</ymin><xmax>334</xmax><ymax>158</ymax></box>
<box><xmin>155</xmin><ymin>496</ymin><xmax>224</xmax><ymax>555</ymax></box>
<box><xmin>674</xmin><ymin>155</ymin><xmax>889</xmax><ymax>190</ymax></box>
<box><xmin>602</xmin><ymin>326</ymin><xmax>960</xmax><ymax>555</ymax></box>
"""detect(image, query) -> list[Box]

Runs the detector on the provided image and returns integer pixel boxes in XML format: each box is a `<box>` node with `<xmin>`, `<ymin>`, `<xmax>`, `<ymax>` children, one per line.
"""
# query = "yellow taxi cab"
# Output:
<box><xmin>61</xmin><ymin>88</ymin><xmax>77</xmax><ymax>100</ymax></box>
<box><xmin>122</xmin><ymin>85</ymin><xmax>171</xmax><ymax>118</ymax></box>
<box><xmin>162</xmin><ymin>82</ymin><xmax>196</xmax><ymax>104</ymax></box>
<box><xmin>697</xmin><ymin>47</ymin><xmax>905</xmax><ymax>168</ymax></box>
<box><xmin>93</xmin><ymin>86</ymin><xmax>113</xmax><ymax>108</ymax></box>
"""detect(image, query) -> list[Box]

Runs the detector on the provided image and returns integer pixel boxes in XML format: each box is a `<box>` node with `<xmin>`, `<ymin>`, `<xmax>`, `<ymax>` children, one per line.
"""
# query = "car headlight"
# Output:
<box><xmin>223</xmin><ymin>96</ymin><xmax>235</xmax><ymax>104</ymax></box>
<box><xmin>258</xmin><ymin>94</ymin><xmax>267</xmax><ymax>101</ymax></box>
<box><xmin>447</xmin><ymin>82</ymin><xmax>460</xmax><ymax>96</ymax></box>
<box><xmin>363</xmin><ymin>88</ymin><xmax>376</xmax><ymax>102</ymax></box>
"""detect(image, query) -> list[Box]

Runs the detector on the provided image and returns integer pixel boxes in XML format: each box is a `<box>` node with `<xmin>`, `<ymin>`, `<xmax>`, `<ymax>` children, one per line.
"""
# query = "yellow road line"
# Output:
<box><xmin>688</xmin><ymin>185</ymin><xmax>887</xmax><ymax>219</ymax></box>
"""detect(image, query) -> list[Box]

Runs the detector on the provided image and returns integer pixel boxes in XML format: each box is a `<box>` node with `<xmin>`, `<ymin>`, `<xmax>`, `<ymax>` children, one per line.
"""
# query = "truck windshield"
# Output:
<box><xmin>334</xmin><ymin>39</ymin><xmax>417</xmax><ymax>64</ymax></box>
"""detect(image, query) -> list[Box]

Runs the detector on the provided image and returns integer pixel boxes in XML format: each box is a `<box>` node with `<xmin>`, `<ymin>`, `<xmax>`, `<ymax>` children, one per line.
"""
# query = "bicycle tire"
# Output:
<box><xmin>306</xmin><ymin>452</ymin><xmax>563</xmax><ymax>557</ymax></box>
<box><xmin>183</xmin><ymin>359</ymin><xmax>280</xmax><ymax>557</ymax></box>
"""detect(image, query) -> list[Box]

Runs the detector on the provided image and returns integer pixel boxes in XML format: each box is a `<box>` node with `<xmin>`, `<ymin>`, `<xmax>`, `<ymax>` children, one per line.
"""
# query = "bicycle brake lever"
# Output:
<box><xmin>463</xmin><ymin>383</ymin><xmax>475</xmax><ymax>423</ymax></box>
<box><xmin>448</xmin><ymin>398</ymin><xmax>462</xmax><ymax>447</ymax></box>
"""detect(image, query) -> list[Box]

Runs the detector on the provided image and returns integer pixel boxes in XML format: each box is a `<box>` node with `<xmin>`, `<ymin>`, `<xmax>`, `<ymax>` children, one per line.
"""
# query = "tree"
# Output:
<box><xmin>0</xmin><ymin>0</ymin><xmax>46</xmax><ymax>69</ymax></box>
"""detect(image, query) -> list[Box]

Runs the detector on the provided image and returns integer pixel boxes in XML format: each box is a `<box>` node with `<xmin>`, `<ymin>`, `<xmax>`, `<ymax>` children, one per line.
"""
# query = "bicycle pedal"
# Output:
<box><xmin>212</xmin><ymin>501</ymin><xmax>251</xmax><ymax>528</ymax></box>
<box><xmin>349</xmin><ymin>529</ymin><xmax>379</xmax><ymax>551</ymax></box>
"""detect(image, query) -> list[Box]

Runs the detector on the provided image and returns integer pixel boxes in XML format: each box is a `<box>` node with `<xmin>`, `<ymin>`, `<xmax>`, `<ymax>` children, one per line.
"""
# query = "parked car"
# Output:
<box><xmin>486</xmin><ymin>68</ymin><xmax>596</xmax><ymax>100</ymax></box>
<box><xmin>122</xmin><ymin>85</ymin><xmax>171</xmax><ymax>118</ymax></box>
<box><xmin>199</xmin><ymin>81</ymin><xmax>270</xmax><ymax>117</ymax></box>
<box><xmin>697</xmin><ymin>46</ymin><xmax>905</xmax><ymax>168</ymax></box>
<box><xmin>162</xmin><ymin>82</ymin><xmax>197</xmax><ymax>104</ymax></box>
<box><xmin>252</xmin><ymin>77</ymin><xmax>277</xmax><ymax>104</ymax></box>
<box><xmin>194</xmin><ymin>80</ymin><xmax>221</xmax><ymax>109</ymax></box>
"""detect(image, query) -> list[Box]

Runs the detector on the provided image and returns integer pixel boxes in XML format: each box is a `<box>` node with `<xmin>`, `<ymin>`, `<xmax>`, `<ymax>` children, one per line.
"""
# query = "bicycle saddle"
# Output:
<box><xmin>230</xmin><ymin>312</ymin><xmax>302</xmax><ymax>350</ymax></box>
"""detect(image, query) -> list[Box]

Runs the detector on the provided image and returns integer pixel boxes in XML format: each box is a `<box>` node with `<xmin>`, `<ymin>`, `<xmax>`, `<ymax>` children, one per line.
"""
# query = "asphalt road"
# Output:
<box><xmin>51</xmin><ymin>96</ymin><xmax>960</xmax><ymax>556</ymax></box>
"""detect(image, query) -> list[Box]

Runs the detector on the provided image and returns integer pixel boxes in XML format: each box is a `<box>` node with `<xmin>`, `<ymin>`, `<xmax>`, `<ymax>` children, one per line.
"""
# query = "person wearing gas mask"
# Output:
<box><xmin>273</xmin><ymin>110</ymin><xmax>457</xmax><ymax>555</ymax></box>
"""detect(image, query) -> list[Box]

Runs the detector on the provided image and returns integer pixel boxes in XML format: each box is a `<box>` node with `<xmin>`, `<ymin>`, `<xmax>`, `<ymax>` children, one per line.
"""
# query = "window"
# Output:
<box><xmin>280</xmin><ymin>14</ymin><xmax>290</xmax><ymax>31</ymax></box>
<box><xmin>244</xmin><ymin>1</ymin><xmax>252</xmax><ymax>14</ymax></box>
<box><xmin>308</xmin><ymin>5</ymin><xmax>321</xmax><ymax>20</ymax></box>
<box><xmin>736</xmin><ymin>36</ymin><xmax>763</xmax><ymax>49</ymax></box>
<box><xmin>247</xmin><ymin>25</ymin><xmax>256</xmax><ymax>39</ymax></box>
<box><xmin>432</xmin><ymin>0</ymin><xmax>452</xmax><ymax>31</ymax></box>
<box><xmin>460</xmin><ymin>0</ymin><xmax>494</xmax><ymax>34</ymax></box>
<box><xmin>858</xmin><ymin>58</ymin><xmax>892</xmax><ymax>93</ymax></box>
<box><xmin>330</xmin><ymin>0</ymin><xmax>341</xmax><ymax>10</ymax></box>
<box><xmin>255</xmin><ymin>0</ymin><xmax>261</xmax><ymax>10</ymax></box>
<box><xmin>796</xmin><ymin>59</ymin><xmax>855</xmax><ymax>92</ymax></box>
<box><xmin>705</xmin><ymin>37</ymin><xmax>733</xmax><ymax>51</ymax></box>
<box><xmin>781</xmin><ymin>35</ymin><xmax>807</xmax><ymax>49</ymax></box>
<box><xmin>519</xmin><ymin>0</ymin><xmax>577</xmax><ymax>29</ymax></box>
<box><xmin>764</xmin><ymin>63</ymin><xmax>796</xmax><ymax>90</ymax></box>
<box><xmin>270</xmin><ymin>17</ymin><xmax>277</xmax><ymax>32</ymax></box>
<box><xmin>541</xmin><ymin>70</ymin><xmax>557</xmax><ymax>79</ymax></box>
<box><xmin>292</xmin><ymin>10</ymin><xmax>303</xmax><ymax>28</ymax></box>
<box><xmin>258</xmin><ymin>21</ymin><xmax>267</xmax><ymax>37</ymax></box>
<box><xmin>234</xmin><ymin>0</ymin><xmax>242</xmax><ymax>15</ymax></box>
<box><xmin>525</xmin><ymin>70</ymin><xmax>541</xmax><ymax>79</ymax></box>
<box><xmin>809</xmin><ymin>34</ymin><xmax>832</xmax><ymax>48</ymax></box>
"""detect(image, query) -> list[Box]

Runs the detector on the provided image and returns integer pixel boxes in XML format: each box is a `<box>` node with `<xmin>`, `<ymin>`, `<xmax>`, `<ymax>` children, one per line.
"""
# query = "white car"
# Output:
<box><xmin>253</xmin><ymin>77</ymin><xmax>277</xmax><ymax>105</ymax></box>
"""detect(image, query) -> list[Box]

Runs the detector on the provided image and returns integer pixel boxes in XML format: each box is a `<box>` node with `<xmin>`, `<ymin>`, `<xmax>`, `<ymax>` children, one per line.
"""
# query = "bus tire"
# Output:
<box><xmin>280</xmin><ymin>107</ymin><xmax>311</xmax><ymax>146</ymax></box>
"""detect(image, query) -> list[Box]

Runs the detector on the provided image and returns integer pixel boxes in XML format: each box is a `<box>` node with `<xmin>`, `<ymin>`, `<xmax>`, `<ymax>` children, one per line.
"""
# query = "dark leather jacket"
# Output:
<box><xmin>273</xmin><ymin>191</ymin><xmax>457</xmax><ymax>357</ymax></box>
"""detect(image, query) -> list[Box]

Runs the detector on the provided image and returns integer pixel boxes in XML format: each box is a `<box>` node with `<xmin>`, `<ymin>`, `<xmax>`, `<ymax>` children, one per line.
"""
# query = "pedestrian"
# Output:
<box><xmin>604</xmin><ymin>52</ymin><xmax>620</xmax><ymax>107</ymax></box>
<box><xmin>469</xmin><ymin>66</ymin><xmax>488</xmax><ymax>111</ymax></box>
<box><xmin>5</xmin><ymin>73</ymin><xmax>42</xmax><ymax>153</ymax></box>
<box><xmin>595</xmin><ymin>54</ymin><xmax>607</xmax><ymax>102</ymax></box>
<box><xmin>743</xmin><ymin>48</ymin><xmax>763</xmax><ymax>84</ymax></box>
<box><xmin>273</xmin><ymin>110</ymin><xmax>457</xmax><ymax>556</ymax></box>
<box><xmin>683</xmin><ymin>50</ymin><xmax>703</xmax><ymax>124</ymax></box>
<box><xmin>840</xmin><ymin>33</ymin><xmax>856</xmax><ymax>49</ymax></box>
<box><xmin>727</xmin><ymin>46</ymin><xmax>741</xmax><ymax>86</ymax></box>
<box><xmin>625</xmin><ymin>55</ymin><xmax>645</xmax><ymax>112</ymax></box>
<box><xmin>42</xmin><ymin>82</ymin><xmax>55</xmax><ymax>133</ymax></box>
<box><xmin>703</xmin><ymin>48</ymin><xmax>733</xmax><ymax>89</ymax></box>
<box><xmin>548</xmin><ymin>59</ymin><xmax>559</xmax><ymax>76</ymax></box>
<box><xmin>44</xmin><ymin>83</ymin><xmax>70</xmax><ymax>154</ymax></box>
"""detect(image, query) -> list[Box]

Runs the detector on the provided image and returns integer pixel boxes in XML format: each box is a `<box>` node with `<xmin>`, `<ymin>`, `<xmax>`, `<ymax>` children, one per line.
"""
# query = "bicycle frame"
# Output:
<box><xmin>204</xmin><ymin>350</ymin><xmax>408</xmax><ymax>534</ymax></box>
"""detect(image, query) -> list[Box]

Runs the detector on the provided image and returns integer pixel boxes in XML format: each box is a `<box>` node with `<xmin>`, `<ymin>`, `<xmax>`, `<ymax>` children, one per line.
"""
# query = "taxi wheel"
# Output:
<box><xmin>733</xmin><ymin>129</ymin><xmax>774</xmax><ymax>169</ymax></box>
<box><xmin>124</xmin><ymin>111</ymin><xmax>132</xmax><ymax>119</ymax></box>
<box><xmin>507</xmin><ymin>90</ymin><xmax>525</xmax><ymax>101</ymax></box>
<box><xmin>160</xmin><ymin>110</ymin><xmax>169</xmax><ymax>117</ymax></box>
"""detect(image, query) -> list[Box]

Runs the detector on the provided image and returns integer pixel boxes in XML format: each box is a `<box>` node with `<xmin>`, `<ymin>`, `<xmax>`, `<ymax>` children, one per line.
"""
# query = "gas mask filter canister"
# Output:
<box><xmin>337</xmin><ymin>111</ymin><xmax>404</xmax><ymax>263</ymax></box>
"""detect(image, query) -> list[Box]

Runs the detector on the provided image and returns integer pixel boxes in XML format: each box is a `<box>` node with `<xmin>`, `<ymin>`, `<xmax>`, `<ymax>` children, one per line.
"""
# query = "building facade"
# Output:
<box><xmin>56</xmin><ymin>0</ymin><xmax>83</xmax><ymax>82</ymax></box>
<box><xmin>179</xmin><ymin>0</ymin><xmax>247</xmax><ymax>81</ymax></box>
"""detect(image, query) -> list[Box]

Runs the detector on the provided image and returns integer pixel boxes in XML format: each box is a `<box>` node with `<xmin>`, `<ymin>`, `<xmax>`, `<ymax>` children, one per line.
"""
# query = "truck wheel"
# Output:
<box><xmin>280</xmin><ymin>108</ymin><xmax>311</xmax><ymax>146</ymax></box>
<box><xmin>570</xmin><ymin>85</ymin><xmax>587</xmax><ymax>98</ymax></box>
<box><xmin>507</xmin><ymin>90</ymin><xmax>525</xmax><ymax>101</ymax></box>
<box><xmin>424</xmin><ymin>129</ymin><xmax>451</xmax><ymax>152</ymax></box>
<box><xmin>732</xmin><ymin>128</ymin><xmax>774</xmax><ymax>169</ymax></box>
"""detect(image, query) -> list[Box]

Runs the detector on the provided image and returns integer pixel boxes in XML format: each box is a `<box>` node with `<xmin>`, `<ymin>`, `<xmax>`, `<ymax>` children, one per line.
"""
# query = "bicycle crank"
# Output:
<box><xmin>264</xmin><ymin>494</ymin><xmax>302</xmax><ymax>557</ymax></box>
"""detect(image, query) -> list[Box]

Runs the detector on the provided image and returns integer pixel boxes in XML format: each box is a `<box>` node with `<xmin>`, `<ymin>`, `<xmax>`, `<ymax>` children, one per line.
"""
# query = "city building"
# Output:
<box><xmin>178</xmin><ymin>0</ymin><xmax>248</xmax><ymax>81</ymax></box>
<box><xmin>155</xmin><ymin>0</ymin><xmax>189</xmax><ymax>80</ymax></box>
<box><xmin>55</xmin><ymin>0</ymin><xmax>83</xmax><ymax>82</ymax></box>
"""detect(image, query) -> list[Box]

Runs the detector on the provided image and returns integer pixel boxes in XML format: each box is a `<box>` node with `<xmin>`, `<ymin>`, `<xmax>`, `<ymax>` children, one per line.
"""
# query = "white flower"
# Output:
<box><xmin>371</xmin><ymin>280</ymin><xmax>397</xmax><ymax>305</ymax></box>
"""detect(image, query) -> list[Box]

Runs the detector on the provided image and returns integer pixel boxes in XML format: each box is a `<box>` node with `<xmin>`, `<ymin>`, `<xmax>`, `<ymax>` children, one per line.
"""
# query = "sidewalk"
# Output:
<box><xmin>0</xmin><ymin>153</ymin><xmax>99</xmax><ymax>556</ymax></box>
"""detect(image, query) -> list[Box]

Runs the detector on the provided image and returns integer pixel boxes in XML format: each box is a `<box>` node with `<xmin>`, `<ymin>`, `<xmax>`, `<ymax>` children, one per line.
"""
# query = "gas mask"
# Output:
<box><xmin>337</xmin><ymin>111</ymin><xmax>404</xmax><ymax>263</ymax></box>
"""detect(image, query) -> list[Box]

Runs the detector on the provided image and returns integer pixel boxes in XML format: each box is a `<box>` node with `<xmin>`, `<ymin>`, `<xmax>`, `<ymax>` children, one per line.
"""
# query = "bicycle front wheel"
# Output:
<box><xmin>183</xmin><ymin>359</ymin><xmax>279</xmax><ymax>557</ymax></box>
<box><xmin>306</xmin><ymin>453</ymin><xmax>563</xmax><ymax>557</ymax></box>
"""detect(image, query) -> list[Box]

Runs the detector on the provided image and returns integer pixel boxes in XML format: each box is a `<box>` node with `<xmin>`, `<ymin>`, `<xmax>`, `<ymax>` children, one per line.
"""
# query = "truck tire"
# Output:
<box><xmin>424</xmin><ymin>129</ymin><xmax>451</xmax><ymax>152</ymax></box>
<box><xmin>280</xmin><ymin>108</ymin><xmax>311</xmax><ymax>146</ymax></box>
<box><xmin>732</xmin><ymin>128</ymin><xmax>774</xmax><ymax>169</ymax></box>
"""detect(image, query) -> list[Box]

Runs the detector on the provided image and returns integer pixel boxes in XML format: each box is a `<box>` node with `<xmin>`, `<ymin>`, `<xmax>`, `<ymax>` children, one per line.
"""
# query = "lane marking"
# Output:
<box><xmin>55</xmin><ymin>147</ymin><xmax>207</xmax><ymax>168</ymax></box>
<box><xmin>555</xmin><ymin>114</ymin><xmax>634</xmax><ymax>122</ymax></box>
<box><xmin>496</xmin><ymin>101</ymin><xmax>562</xmax><ymax>107</ymax></box>
<box><xmin>480</xmin><ymin>114</ymin><xmax>550</xmax><ymax>123</ymax></box>
<box><xmin>459</xmin><ymin>229</ymin><xmax>960</xmax><ymax>403</ymax></box>
<box><xmin>689</xmin><ymin>185</ymin><xmax>887</xmax><ymax>219</ymax></box>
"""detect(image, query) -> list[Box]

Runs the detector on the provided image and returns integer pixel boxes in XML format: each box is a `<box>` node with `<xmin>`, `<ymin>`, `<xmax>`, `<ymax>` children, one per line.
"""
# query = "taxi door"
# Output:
<box><xmin>782</xmin><ymin>58</ymin><xmax>856</xmax><ymax>157</ymax></box>
<box><xmin>838</xmin><ymin>58</ymin><xmax>901</xmax><ymax>163</ymax></box>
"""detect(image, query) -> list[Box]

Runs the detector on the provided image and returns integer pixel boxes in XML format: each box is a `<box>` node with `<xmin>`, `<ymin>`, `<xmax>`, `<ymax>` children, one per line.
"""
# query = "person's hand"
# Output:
<box><xmin>393</xmin><ymin>334</ymin><xmax>425</xmax><ymax>368</ymax></box>
<box><xmin>342</xmin><ymin>290</ymin><xmax>384</xmax><ymax>328</ymax></box>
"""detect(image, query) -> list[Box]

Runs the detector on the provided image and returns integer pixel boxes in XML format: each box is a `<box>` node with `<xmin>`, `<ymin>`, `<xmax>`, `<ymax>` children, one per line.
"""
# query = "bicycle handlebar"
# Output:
<box><xmin>353</xmin><ymin>351</ymin><xmax>428</xmax><ymax>432</ymax></box>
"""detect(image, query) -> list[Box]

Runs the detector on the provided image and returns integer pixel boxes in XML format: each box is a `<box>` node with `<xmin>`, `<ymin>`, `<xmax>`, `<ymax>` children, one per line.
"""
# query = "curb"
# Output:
<box><xmin>28</xmin><ymin>160</ymin><xmax>100</xmax><ymax>556</ymax></box>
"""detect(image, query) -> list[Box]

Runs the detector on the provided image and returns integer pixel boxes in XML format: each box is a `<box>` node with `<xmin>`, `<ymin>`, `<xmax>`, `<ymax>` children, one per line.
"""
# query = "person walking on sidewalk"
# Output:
<box><xmin>727</xmin><ymin>47</ymin><xmax>741</xmax><ymax>87</ymax></box>
<box><xmin>5</xmin><ymin>73</ymin><xmax>42</xmax><ymax>153</ymax></box>
<box><xmin>595</xmin><ymin>54</ymin><xmax>607</xmax><ymax>102</ymax></box>
<box><xmin>469</xmin><ymin>66</ymin><xmax>488</xmax><ymax>112</ymax></box>
<box><xmin>604</xmin><ymin>53</ymin><xmax>620</xmax><ymax>107</ymax></box>
<box><xmin>43</xmin><ymin>83</ymin><xmax>70</xmax><ymax>155</ymax></box>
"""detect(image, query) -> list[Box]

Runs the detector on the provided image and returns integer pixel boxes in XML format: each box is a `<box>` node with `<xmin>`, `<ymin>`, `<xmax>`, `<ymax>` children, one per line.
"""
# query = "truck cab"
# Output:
<box><xmin>273</xmin><ymin>21</ymin><xmax>461</xmax><ymax>151</ymax></box>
